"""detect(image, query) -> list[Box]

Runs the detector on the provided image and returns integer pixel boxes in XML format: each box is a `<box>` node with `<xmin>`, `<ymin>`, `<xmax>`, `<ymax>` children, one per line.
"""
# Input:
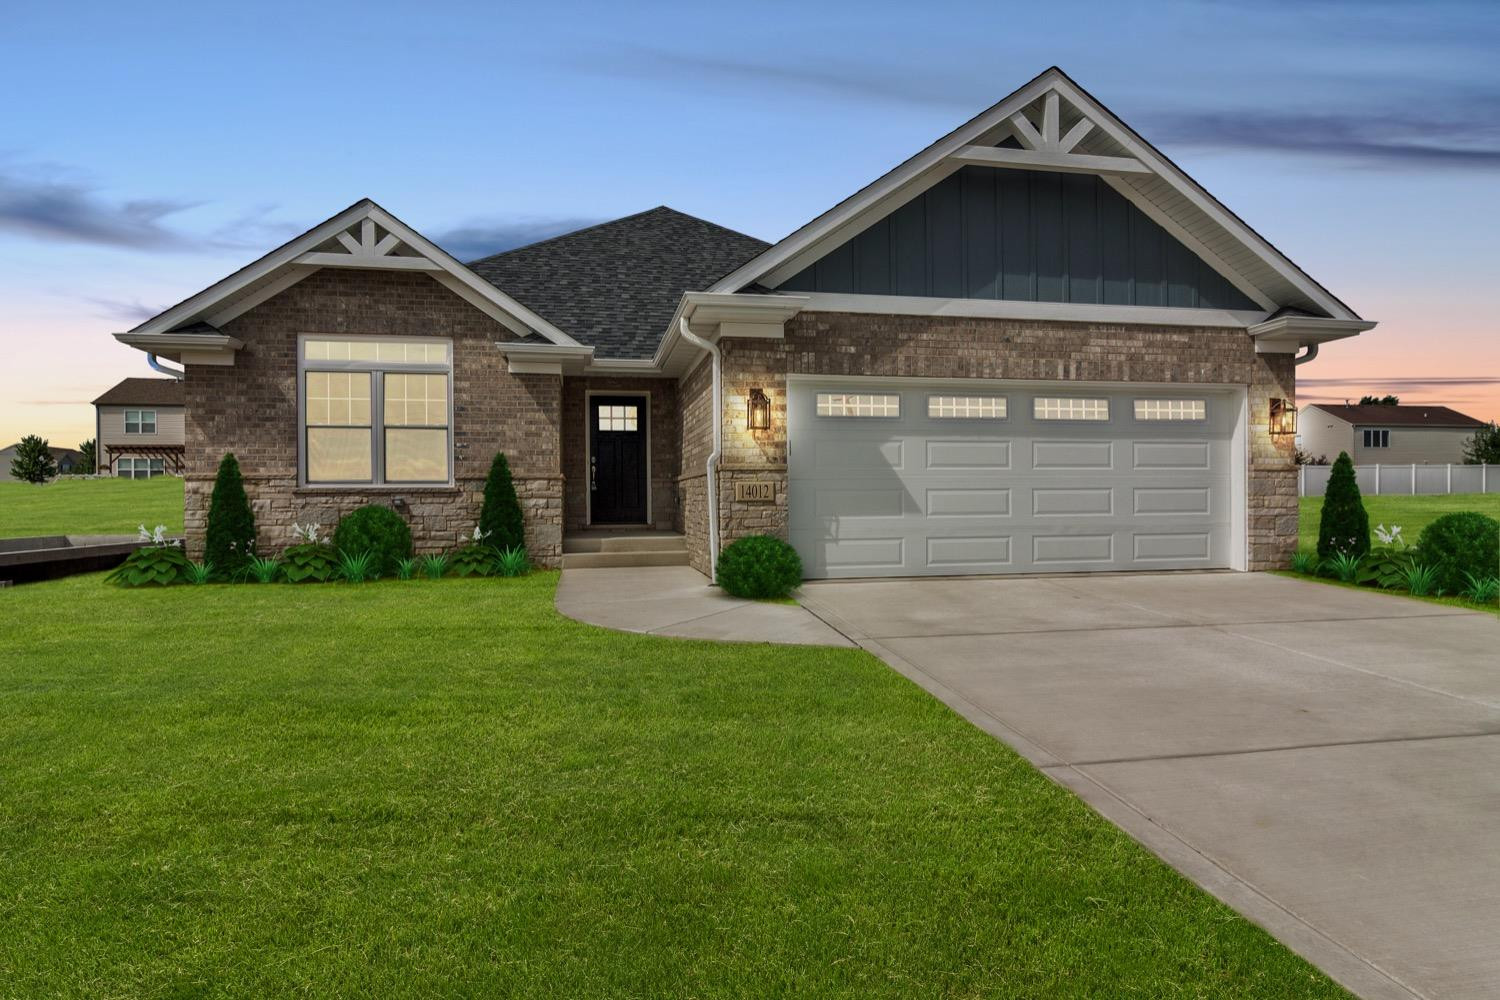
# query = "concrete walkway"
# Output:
<box><xmin>555</xmin><ymin>565</ymin><xmax>852</xmax><ymax>646</ymax></box>
<box><xmin>798</xmin><ymin>572</ymin><xmax>1499</xmax><ymax>1000</ymax></box>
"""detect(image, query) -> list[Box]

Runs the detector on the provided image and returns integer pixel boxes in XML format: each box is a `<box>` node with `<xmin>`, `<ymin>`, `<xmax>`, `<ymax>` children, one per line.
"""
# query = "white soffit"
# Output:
<box><xmin>711</xmin><ymin>68</ymin><xmax>1363</xmax><ymax>324</ymax></box>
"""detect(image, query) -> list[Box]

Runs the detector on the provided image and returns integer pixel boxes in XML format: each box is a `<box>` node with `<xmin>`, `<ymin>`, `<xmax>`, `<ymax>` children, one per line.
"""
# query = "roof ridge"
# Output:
<box><xmin>464</xmin><ymin>206</ymin><xmax>764</xmax><ymax>265</ymax></box>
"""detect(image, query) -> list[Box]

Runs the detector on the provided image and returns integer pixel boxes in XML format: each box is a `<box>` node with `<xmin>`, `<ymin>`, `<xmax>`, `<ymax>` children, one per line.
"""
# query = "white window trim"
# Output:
<box><xmin>124</xmin><ymin>409</ymin><xmax>157</xmax><ymax>435</ymax></box>
<box><xmin>296</xmin><ymin>334</ymin><xmax>455</xmax><ymax>488</ymax></box>
<box><xmin>584</xmin><ymin>389</ymin><xmax>652</xmax><ymax>527</ymax></box>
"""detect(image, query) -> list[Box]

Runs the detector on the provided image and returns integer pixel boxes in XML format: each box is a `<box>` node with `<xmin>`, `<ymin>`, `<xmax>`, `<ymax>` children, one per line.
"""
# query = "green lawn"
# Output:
<box><xmin>0</xmin><ymin>572</ymin><xmax>1347</xmax><ymax>998</ymax></box>
<box><xmin>1298</xmin><ymin>492</ymin><xmax>1500</xmax><ymax>553</ymax></box>
<box><xmin>0</xmin><ymin>476</ymin><xmax>184</xmax><ymax>538</ymax></box>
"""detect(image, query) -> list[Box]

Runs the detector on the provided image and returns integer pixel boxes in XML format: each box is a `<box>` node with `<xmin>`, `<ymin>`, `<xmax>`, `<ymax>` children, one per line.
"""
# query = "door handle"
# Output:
<box><xmin>590</xmin><ymin>455</ymin><xmax>597</xmax><ymax>491</ymax></box>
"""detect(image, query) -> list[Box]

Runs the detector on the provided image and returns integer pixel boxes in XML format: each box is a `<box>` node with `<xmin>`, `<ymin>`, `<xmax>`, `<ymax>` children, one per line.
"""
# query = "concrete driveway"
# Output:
<box><xmin>799</xmin><ymin>573</ymin><xmax>1499</xmax><ymax>1000</ymax></box>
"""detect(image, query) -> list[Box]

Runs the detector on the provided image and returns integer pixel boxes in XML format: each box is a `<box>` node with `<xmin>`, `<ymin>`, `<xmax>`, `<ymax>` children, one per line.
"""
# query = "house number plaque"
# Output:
<box><xmin>733</xmin><ymin>481</ymin><xmax>776</xmax><ymax>502</ymax></box>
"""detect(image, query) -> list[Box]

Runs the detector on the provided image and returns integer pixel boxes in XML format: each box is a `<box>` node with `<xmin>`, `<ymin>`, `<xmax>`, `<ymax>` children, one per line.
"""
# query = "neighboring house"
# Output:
<box><xmin>1</xmin><ymin>444</ymin><xmax>87</xmax><ymax>480</ymax></box>
<box><xmin>91</xmin><ymin>378</ymin><xmax>187</xmax><ymax>477</ymax></box>
<box><xmin>112</xmin><ymin>67</ymin><xmax>1373</xmax><ymax>578</ymax></box>
<box><xmin>1300</xmin><ymin>404</ymin><xmax>1487</xmax><ymax>465</ymax></box>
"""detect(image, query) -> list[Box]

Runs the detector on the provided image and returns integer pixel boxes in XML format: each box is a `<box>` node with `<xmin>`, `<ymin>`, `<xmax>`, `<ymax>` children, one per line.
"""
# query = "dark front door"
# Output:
<box><xmin>589</xmin><ymin>395</ymin><xmax>648</xmax><ymax>524</ymax></box>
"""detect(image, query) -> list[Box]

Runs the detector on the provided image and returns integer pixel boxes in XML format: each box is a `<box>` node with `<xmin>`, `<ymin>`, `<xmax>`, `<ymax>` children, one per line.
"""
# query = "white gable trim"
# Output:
<box><xmin>128</xmin><ymin>200</ymin><xmax>581</xmax><ymax>347</ymax></box>
<box><xmin>710</xmin><ymin>68</ymin><xmax>1361</xmax><ymax>324</ymax></box>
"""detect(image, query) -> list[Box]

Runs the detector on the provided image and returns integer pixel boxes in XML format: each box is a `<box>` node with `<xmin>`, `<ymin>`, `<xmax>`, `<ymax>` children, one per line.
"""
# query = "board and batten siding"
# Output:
<box><xmin>96</xmin><ymin>405</ymin><xmax>186</xmax><ymax>447</ymax></box>
<box><xmin>778</xmin><ymin>166</ymin><xmax>1257</xmax><ymax>312</ymax></box>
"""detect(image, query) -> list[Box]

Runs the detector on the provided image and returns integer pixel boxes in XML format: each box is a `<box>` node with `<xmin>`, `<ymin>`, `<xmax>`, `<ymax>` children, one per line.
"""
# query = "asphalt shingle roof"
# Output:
<box><xmin>91</xmin><ymin>377</ymin><xmax>186</xmax><ymax>407</ymax></box>
<box><xmin>1309</xmin><ymin>404</ymin><xmax>1486</xmax><ymax>429</ymax></box>
<box><xmin>466</xmin><ymin>207</ymin><xmax>769</xmax><ymax>359</ymax></box>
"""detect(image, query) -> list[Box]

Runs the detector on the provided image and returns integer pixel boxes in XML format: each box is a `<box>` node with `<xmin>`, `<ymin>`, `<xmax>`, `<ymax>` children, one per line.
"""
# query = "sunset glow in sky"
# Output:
<box><xmin>2</xmin><ymin>0</ymin><xmax>1496</xmax><ymax>450</ymax></box>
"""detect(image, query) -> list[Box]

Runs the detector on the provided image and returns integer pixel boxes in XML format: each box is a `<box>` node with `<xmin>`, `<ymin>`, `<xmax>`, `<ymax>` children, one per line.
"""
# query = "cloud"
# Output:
<box><xmin>432</xmin><ymin>217</ymin><xmax>608</xmax><ymax>261</ymax></box>
<box><xmin>0</xmin><ymin>167</ymin><xmax>201</xmax><ymax>249</ymax></box>
<box><xmin>83</xmin><ymin>296</ymin><xmax>166</xmax><ymax>322</ymax></box>
<box><xmin>1299</xmin><ymin>377</ymin><xmax>1500</xmax><ymax>390</ymax></box>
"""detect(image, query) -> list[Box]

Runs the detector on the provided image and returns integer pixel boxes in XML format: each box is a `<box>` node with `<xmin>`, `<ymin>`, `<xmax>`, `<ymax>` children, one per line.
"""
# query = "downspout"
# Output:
<box><xmin>147</xmin><ymin>353</ymin><xmax>185</xmax><ymax>380</ymax></box>
<box><xmin>677</xmin><ymin>317</ymin><xmax>721</xmax><ymax>582</ymax></box>
<box><xmin>1293</xmin><ymin>343</ymin><xmax>1319</xmax><ymax>366</ymax></box>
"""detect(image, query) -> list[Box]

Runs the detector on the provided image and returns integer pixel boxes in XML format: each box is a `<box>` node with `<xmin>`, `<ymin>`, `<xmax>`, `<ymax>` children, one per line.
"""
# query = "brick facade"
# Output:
<box><xmin>683</xmin><ymin>311</ymin><xmax>1297</xmax><ymax>574</ymax></box>
<box><xmin>184</xmin><ymin>268</ymin><xmax>565</xmax><ymax>565</ymax></box>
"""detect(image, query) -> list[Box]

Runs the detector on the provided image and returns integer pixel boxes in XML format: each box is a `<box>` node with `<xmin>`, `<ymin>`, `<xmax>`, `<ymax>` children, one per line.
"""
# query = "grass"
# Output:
<box><xmin>0</xmin><ymin>476</ymin><xmax>184</xmax><ymax>538</ymax></box>
<box><xmin>1272</xmin><ymin>570</ymin><xmax>1498</xmax><ymax>616</ymax></box>
<box><xmin>0</xmin><ymin>572</ymin><xmax>1348</xmax><ymax>998</ymax></box>
<box><xmin>1298</xmin><ymin>491</ymin><xmax>1500</xmax><ymax>553</ymax></box>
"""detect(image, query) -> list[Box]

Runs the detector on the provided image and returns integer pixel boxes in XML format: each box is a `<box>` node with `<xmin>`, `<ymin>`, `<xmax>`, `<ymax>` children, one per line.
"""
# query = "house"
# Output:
<box><xmin>1299</xmin><ymin>404</ymin><xmax>1487</xmax><ymax>465</ymax></box>
<box><xmin>1</xmin><ymin>443</ymin><xmax>87</xmax><ymax>480</ymax></box>
<box><xmin>112</xmin><ymin>67</ymin><xmax>1373</xmax><ymax>578</ymax></box>
<box><xmin>90</xmin><ymin>378</ymin><xmax>187</xmax><ymax>477</ymax></box>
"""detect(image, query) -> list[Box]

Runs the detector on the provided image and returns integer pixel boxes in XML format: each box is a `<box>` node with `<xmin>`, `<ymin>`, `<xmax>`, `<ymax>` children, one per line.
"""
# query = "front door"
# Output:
<box><xmin>589</xmin><ymin>395</ymin><xmax>648</xmax><ymax>524</ymax></box>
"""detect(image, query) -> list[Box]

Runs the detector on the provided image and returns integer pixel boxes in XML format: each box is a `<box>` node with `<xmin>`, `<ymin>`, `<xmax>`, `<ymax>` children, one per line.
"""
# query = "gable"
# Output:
<box><xmin>777</xmin><ymin>166</ymin><xmax>1258</xmax><ymax>311</ymax></box>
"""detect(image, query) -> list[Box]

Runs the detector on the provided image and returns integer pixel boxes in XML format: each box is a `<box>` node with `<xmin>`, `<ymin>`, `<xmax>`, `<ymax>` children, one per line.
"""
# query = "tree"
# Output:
<box><xmin>204</xmin><ymin>453</ymin><xmax>256</xmax><ymax>578</ymax></box>
<box><xmin>477</xmin><ymin>452</ymin><xmax>525</xmax><ymax>551</ymax></box>
<box><xmin>78</xmin><ymin>438</ymin><xmax>97</xmax><ymax>474</ymax></box>
<box><xmin>1462</xmin><ymin>421</ymin><xmax>1500</xmax><ymax>465</ymax></box>
<box><xmin>1317</xmin><ymin>451</ymin><xmax>1370</xmax><ymax>560</ymax></box>
<box><xmin>9</xmin><ymin>435</ymin><xmax>57</xmax><ymax>484</ymax></box>
<box><xmin>1357</xmin><ymin>394</ymin><xmax>1400</xmax><ymax>406</ymax></box>
<box><xmin>1294</xmin><ymin>449</ymin><xmax>1329</xmax><ymax>466</ymax></box>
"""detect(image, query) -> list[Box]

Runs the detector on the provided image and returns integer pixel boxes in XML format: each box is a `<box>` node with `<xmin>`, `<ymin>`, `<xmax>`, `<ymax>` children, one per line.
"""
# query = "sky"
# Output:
<box><xmin>1</xmin><ymin>0</ymin><xmax>1497</xmax><ymax>449</ymax></box>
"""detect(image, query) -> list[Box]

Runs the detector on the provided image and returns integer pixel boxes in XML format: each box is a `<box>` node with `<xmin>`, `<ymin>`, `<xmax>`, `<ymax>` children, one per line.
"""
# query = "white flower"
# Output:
<box><xmin>1374</xmin><ymin>524</ymin><xmax>1406</xmax><ymax>548</ymax></box>
<box><xmin>471</xmin><ymin>524</ymin><xmax>490</xmax><ymax>543</ymax></box>
<box><xmin>137</xmin><ymin>523</ymin><xmax>151</xmax><ymax>542</ymax></box>
<box><xmin>151</xmin><ymin>524</ymin><xmax>169</xmax><ymax>544</ymax></box>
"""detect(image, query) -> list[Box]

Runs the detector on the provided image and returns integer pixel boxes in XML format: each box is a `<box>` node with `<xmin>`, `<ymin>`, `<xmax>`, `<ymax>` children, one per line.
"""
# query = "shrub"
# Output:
<box><xmin>281</xmin><ymin>543</ymin><xmax>338</xmax><ymax>583</ymax></box>
<box><xmin>495</xmin><ymin>545</ymin><xmax>529</xmax><ymax>578</ymax></box>
<box><xmin>420</xmin><ymin>553</ymin><xmax>449</xmax><ymax>579</ymax></box>
<box><xmin>1462</xmin><ymin>421</ymin><xmax>1500</xmax><ymax>465</ymax></box>
<box><xmin>1323</xmin><ymin>551</ymin><xmax>1362</xmax><ymax>583</ymax></box>
<box><xmin>333</xmin><ymin>505</ymin><xmax>411</xmax><ymax>577</ymax></box>
<box><xmin>716</xmin><ymin>535</ymin><xmax>803</xmax><ymax>599</ymax></box>
<box><xmin>395</xmin><ymin>556</ymin><xmax>419</xmax><ymax>580</ymax></box>
<box><xmin>1356</xmin><ymin>548</ymin><xmax>1413</xmax><ymax>589</ymax></box>
<box><xmin>205</xmin><ymin>454</ymin><xmax>256</xmax><ymax>580</ymax></box>
<box><xmin>448</xmin><ymin>545</ymin><xmax>496</xmax><ymax>577</ymax></box>
<box><xmin>1402</xmin><ymin>562</ymin><xmax>1439</xmax><ymax>597</ymax></box>
<box><xmin>106</xmin><ymin>546</ymin><xmax>191</xmax><ymax>587</ymax></box>
<box><xmin>1416</xmin><ymin>512</ymin><xmax>1500</xmax><ymax>596</ymax></box>
<box><xmin>1461</xmin><ymin>572</ymin><xmax>1499</xmax><ymax>605</ymax></box>
<box><xmin>337</xmin><ymin>550</ymin><xmax>378</xmax><ymax>583</ymax></box>
<box><xmin>478</xmin><ymin>453</ymin><xmax>525</xmax><ymax>551</ymax></box>
<box><xmin>9</xmin><ymin>434</ymin><xmax>57</xmax><ymax>483</ymax></box>
<box><xmin>1316</xmin><ymin>452</ymin><xmax>1369</xmax><ymax>561</ymax></box>
<box><xmin>246</xmin><ymin>555</ymin><xmax>281</xmax><ymax>583</ymax></box>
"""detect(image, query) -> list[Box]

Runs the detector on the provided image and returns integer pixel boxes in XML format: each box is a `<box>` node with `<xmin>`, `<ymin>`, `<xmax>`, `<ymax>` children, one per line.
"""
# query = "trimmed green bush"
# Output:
<box><xmin>281</xmin><ymin>543</ymin><xmax>338</xmax><ymax>583</ymax></box>
<box><xmin>1316</xmin><ymin>452</ymin><xmax>1369</xmax><ymax>561</ymax></box>
<box><xmin>716</xmin><ymin>535</ymin><xmax>803</xmax><ymax>599</ymax></box>
<box><xmin>478</xmin><ymin>452</ymin><xmax>525</xmax><ymax>551</ymax></box>
<box><xmin>1416</xmin><ymin>511</ymin><xmax>1499</xmax><ymax>596</ymax></box>
<box><xmin>205</xmin><ymin>453</ymin><xmax>256</xmax><ymax>580</ymax></box>
<box><xmin>332</xmin><ymin>505</ymin><xmax>412</xmax><ymax>577</ymax></box>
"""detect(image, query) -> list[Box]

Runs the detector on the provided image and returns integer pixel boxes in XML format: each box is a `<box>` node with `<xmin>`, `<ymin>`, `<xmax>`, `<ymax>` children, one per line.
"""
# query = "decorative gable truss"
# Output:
<box><xmin>950</xmin><ymin>89</ymin><xmax>1151</xmax><ymax>177</ymax></box>
<box><xmin>115</xmin><ymin>200</ymin><xmax>582</xmax><ymax>366</ymax></box>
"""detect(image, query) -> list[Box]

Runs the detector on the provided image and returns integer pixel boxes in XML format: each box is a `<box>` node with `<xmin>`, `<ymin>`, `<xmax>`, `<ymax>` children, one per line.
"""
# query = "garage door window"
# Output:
<box><xmin>816</xmin><ymin>393</ymin><xmax>900</xmax><ymax>418</ymax></box>
<box><xmin>1134</xmin><ymin>399</ymin><xmax>1206</xmax><ymax>421</ymax></box>
<box><xmin>1033</xmin><ymin>397</ymin><xmax>1109</xmax><ymax>421</ymax></box>
<box><xmin>928</xmin><ymin>395</ymin><xmax>1007</xmax><ymax>419</ymax></box>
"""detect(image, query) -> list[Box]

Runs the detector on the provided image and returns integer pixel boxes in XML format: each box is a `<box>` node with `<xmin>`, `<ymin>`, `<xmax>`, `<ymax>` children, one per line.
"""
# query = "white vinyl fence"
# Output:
<box><xmin>1299</xmin><ymin>463</ymin><xmax>1499</xmax><ymax>497</ymax></box>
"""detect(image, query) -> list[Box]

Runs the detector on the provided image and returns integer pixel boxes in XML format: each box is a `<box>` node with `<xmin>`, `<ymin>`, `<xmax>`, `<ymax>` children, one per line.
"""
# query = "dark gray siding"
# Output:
<box><xmin>778</xmin><ymin>167</ymin><xmax>1258</xmax><ymax>311</ymax></box>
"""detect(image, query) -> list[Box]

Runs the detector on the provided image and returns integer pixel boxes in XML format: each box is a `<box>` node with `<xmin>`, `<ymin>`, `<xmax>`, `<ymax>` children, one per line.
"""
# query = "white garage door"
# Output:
<box><xmin>788</xmin><ymin>378</ymin><xmax>1239</xmax><ymax>579</ymax></box>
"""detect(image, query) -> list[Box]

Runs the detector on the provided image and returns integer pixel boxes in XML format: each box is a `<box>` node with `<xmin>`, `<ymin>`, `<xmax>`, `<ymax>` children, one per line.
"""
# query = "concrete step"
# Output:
<box><xmin>563</xmin><ymin>531</ymin><xmax>687</xmax><ymax>554</ymax></box>
<box><xmin>561</xmin><ymin>549</ymin><xmax>691</xmax><ymax>569</ymax></box>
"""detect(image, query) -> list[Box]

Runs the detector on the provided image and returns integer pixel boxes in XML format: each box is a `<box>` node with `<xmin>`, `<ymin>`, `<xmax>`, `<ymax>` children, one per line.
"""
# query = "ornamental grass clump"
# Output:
<box><xmin>1461</xmin><ymin>572</ymin><xmax>1500</xmax><ymax>605</ymax></box>
<box><xmin>1323</xmin><ymin>551</ymin><xmax>1362</xmax><ymax>584</ymax></box>
<box><xmin>1401</xmin><ymin>562</ymin><xmax>1440</xmax><ymax>597</ymax></box>
<box><xmin>420</xmin><ymin>553</ymin><xmax>449</xmax><ymax>579</ymax></box>
<box><xmin>1289</xmin><ymin>550</ymin><xmax>1318</xmax><ymax>575</ymax></box>
<box><xmin>395</xmin><ymin>556</ymin><xmax>419</xmax><ymax>580</ymax></box>
<box><xmin>333</xmin><ymin>505</ymin><xmax>412</xmax><ymax>577</ymax></box>
<box><xmin>246</xmin><ymin>555</ymin><xmax>281</xmax><ymax>584</ymax></box>
<box><xmin>184</xmin><ymin>561</ymin><xmax>215</xmax><ymax>585</ymax></box>
<box><xmin>337</xmin><ymin>550</ymin><xmax>379</xmax><ymax>583</ymax></box>
<box><xmin>1316</xmin><ymin>452</ymin><xmax>1369</xmax><ymax>562</ymax></box>
<box><xmin>716</xmin><ymin>535</ymin><xmax>803</xmax><ymax>599</ymax></box>
<box><xmin>495</xmin><ymin>545</ymin><xmax>529</xmax><ymax>578</ymax></box>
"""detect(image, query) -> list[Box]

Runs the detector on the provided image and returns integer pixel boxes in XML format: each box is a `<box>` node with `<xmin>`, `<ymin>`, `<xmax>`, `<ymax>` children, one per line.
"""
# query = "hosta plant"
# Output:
<box><xmin>1356</xmin><ymin>547</ymin><xmax>1414</xmax><ymax>589</ymax></box>
<box><xmin>395</xmin><ymin>556</ymin><xmax>419</xmax><ymax>580</ymax></box>
<box><xmin>1289</xmin><ymin>550</ymin><xmax>1318</xmax><ymax>575</ymax></box>
<box><xmin>337</xmin><ymin>549</ymin><xmax>379</xmax><ymax>583</ymax></box>
<box><xmin>448</xmin><ymin>545</ymin><xmax>497</xmax><ymax>578</ymax></box>
<box><xmin>1460</xmin><ymin>572</ymin><xmax>1499</xmax><ymax>605</ymax></box>
<box><xmin>420</xmin><ymin>553</ymin><xmax>449</xmax><ymax>580</ymax></box>
<box><xmin>495</xmin><ymin>545</ymin><xmax>529</xmax><ymax>578</ymax></box>
<box><xmin>184</xmin><ymin>560</ymin><xmax>215</xmax><ymax>585</ymax></box>
<box><xmin>1402</xmin><ymin>562</ymin><xmax>1440</xmax><ymax>597</ymax></box>
<box><xmin>1324</xmin><ymin>551</ymin><xmax>1362</xmax><ymax>584</ymax></box>
<box><xmin>281</xmin><ymin>543</ymin><xmax>339</xmax><ymax>583</ymax></box>
<box><xmin>106</xmin><ymin>546</ymin><xmax>192</xmax><ymax>587</ymax></box>
<box><xmin>246</xmin><ymin>555</ymin><xmax>281</xmax><ymax>583</ymax></box>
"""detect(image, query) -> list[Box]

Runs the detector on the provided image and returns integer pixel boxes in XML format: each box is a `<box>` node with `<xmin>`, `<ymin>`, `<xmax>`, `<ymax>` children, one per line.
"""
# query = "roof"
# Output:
<box><xmin>92</xmin><ymin>377</ymin><xmax>186</xmax><ymax>407</ymax></box>
<box><xmin>467</xmin><ymin>207</ymin><xmax>769</xmax><ymax>359</ymax></box>
<box><xmin>1306</xmin><ymin>404</ymin><xmax>1487</xmax><ymax>429</ymax></box>
<box><xmin>0</xmin><ymin>444</ymin><xmax>85</xmax><ymax>461</ymax></box>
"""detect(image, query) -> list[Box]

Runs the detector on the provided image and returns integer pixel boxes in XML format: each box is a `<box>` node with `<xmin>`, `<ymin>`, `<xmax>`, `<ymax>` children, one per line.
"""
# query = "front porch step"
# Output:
<box><xmin>560</xmin><ymin>530</ymin><xmax>689</xmax><ymax>569</ymax></box>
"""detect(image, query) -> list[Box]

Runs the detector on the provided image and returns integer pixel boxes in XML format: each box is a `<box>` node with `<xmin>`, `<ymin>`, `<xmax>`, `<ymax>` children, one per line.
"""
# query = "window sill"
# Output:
<box><xmin>294</xmin><ymin>485</ymin><xmax>461</xmax><ymax>496</ymax></box>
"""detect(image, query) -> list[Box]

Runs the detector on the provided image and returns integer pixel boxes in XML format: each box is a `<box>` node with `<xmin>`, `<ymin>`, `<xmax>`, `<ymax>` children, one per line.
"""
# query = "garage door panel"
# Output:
<box><xmin>1033</xmin><ymin>533</ymin><xmax>1115</xmax><ymax>564</ymax></box>
<box><xmin>813</xmin><ymin>438</ymin><xmax>904</xmax><ymax>471</ymax></box>
<box><xmin>1031</xmin><ymin>487</ymin><xmax>1114</xmax><ymax>517</ymax></box>
<box><xmin>925</xmin><ymin>439</ymin><xmax>1011</xmax><ymax>470</ymax></box>
<box><xmin>1133</xmin><ymin>486</ymin><xmax>1212</xmax><ymax>516</ymax></box>
<box><xmin>1133</xmin><ymin>532</ymin><xmax>1213</xmax><ymax>561</ymax></box>
<box><xmin>925</xmin><ymin>487</ymin><xmax>1012</xmax><ymax>517</ymax></box>
<box><xmin>1133</xmin><ymin>440</ymin><xmax>1211</xmax><ymax>469</ymax></box>
<box><xmin>927</xmin><ymin>535</ymin><xmax>1013</xmax><ymax>569</ymax></box>
<box><xmin>1032</xmin><ymin>440</ymin><xmax>1114</xmax><ymax>469</ymax></box>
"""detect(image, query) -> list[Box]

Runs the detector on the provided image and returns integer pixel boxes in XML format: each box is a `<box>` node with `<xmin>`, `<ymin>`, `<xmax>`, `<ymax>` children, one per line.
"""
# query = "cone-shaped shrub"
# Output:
<box><xmin>1317</xmin><ymin>451</ymin><xmax>1369</xmax><ymax>561</ymax></box>
<box><xmin>205</xmin><ymin>453</ymin><xmax>256</xmax><ymax>579</ymax></box>
<box><xmin>478</xmin><ymin>452</ymin><xmax>525</xmax><ymax>551</ymax></box>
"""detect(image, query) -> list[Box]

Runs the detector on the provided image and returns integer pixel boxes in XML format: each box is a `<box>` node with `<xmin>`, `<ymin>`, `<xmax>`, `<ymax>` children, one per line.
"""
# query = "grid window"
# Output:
<box><xmin>1134</xmin><ymin>399</ymin><xmax>1207</xmax><ymax>421</ymax></box>
<box><xmin>596</xmin><ymin>404</ymin><xmax>639</xmax><ymax>432</ymax></box>
<box><xmin>384</xmin><ymin>373</ymin><xmax>449</xmax><ymax>483</ymax></box>
<box><xmin>304</xmin><ymin>339</ymin><xmax>449</xmax><ymax>364</ymax></box>
<box><xmin>1033</xmin><ymin>397</ymin><xmax>1109</xmax><ymax>421</ymax></box>
<box><xmin>1363</xmin><ymin>429</ymin><xmax>1390</xmax><ymax>448</ymax></box>
<box><xmin>928</xmin><ymin>395</ymin><xmax>1007</xmax><ymax>419</ymax></box>
<box><xmin>816</xmin><ymin>392</ymin><xmax>900</xmax><ymax>418</ymax></box>
<box><xmin>124</xmin><ymin>409</ymin><xmax>157</xmax><ymax>434</ymax></box>
<box><xmin>117</xmin><ymin>457</ymin><xmax>165</xmax><ymax>479</ymax></box>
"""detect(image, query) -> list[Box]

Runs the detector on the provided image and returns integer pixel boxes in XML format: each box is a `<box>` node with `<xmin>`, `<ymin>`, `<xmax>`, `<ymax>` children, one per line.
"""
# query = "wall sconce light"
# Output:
<box><xmin>1269</xmin><ymin>398</ymin><xmax>1297</xmax><ymax>435</ymax></box>
<box><xmin>747</xmin><ymin>387</ymin><xmax>772</xmax><ymax>431</ymax></box>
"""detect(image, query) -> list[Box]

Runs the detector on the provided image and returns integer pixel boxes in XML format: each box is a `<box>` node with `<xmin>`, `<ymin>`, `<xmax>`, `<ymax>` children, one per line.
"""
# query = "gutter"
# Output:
<box><xmin>676</xmin><ymin>317</ymin><xmax>722</xmax><ymax>582</ymax></box>
<box><xmin>146</xmin><ymin>353</ymin><xmax>185</xmax><ymax>380</ymax></box>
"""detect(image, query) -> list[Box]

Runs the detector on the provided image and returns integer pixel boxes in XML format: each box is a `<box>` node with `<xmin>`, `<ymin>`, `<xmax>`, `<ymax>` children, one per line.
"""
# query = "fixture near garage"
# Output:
<box><xmin>1269</xmin><ymin>398</ymin><xmax>1297</xmax><ymax>435</ymax></box>
<box><xmin>747</xmin><ymin>387</ymin><xmax>772</xmax><ymax>431</ymax></box>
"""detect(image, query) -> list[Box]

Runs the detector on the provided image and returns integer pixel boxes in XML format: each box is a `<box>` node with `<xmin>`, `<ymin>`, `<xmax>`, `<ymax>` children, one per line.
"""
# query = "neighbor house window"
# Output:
<box><xmin>124</xmin><ymin>410</ymin><xmax>156</xmax><ymax>434</ymax></box>
<box><xmin>816</xmin><ymin>392</ymin><xmax>900</xmax><ymax>418</ymax></box>
<box><xmin>117</xmin><ymin>457</ymin><xmax>165</xmax><ymax>479</ymax></box>
<box><xmin>300</xmin><ymin>337</ymin><xmax>452</xmax><ymax>485</ymax></box>
<box><xmin>1033</xmin><ymin>397</ymin><xmax>1109</xmax><ymax>421</ymax></box>
<box><xmin>1134</xmin><ymin>399</ymin><xmax>1206</xmax><ymax>421</ymax></box>
<box><xmin>928</xmin><ymin>395</ymin><xmax>1007</xmax><ymax>419</ymax></box>
<box><xmin>1363</xmin><ymin>429</ymin><xmax>1390</xmax><ymax>448</ymax></box>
